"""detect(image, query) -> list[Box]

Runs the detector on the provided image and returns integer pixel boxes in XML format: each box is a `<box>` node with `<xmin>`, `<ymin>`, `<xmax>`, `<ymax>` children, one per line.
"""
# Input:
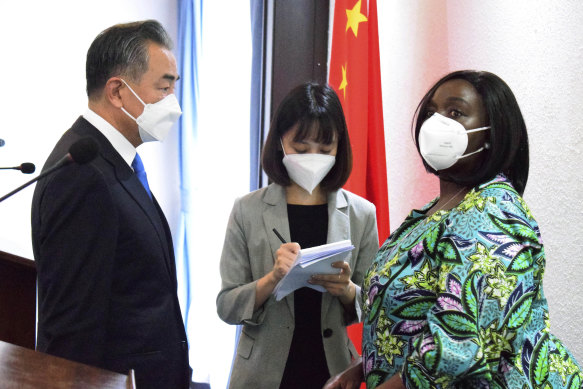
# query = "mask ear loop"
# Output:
<box><xmin>280</xmin><ymin>139</ymin><xmax>288</xmax><ymax>157</ymax></box>
<box><xmin>456</xmin><ymin>126</ymin><xmax>491</xmax><ymax>160</ymax></box>
<box><xmin>120</xmin><ymin>79</ymin><xmax>147</xmax><ymax>106</ymax></box>
<box><xmin>456</xmin><ymin>146</ymin><xmax>484</xmax><ymax>160</ymax></box>
<box><xmin>119</xmin><ymin>79</ymin><xmax>147</xmax><ymax>121</ymax></box>
<box><xmin>465</xmin><ymin>125</ymin><xmax>490</xmax><ymax>133</ymax></box>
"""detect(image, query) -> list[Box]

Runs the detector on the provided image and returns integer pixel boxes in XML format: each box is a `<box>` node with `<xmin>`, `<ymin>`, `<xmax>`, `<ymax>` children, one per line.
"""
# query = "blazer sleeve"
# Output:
<box><xmin>35</xmin><ymin>162</ymin><xmax>116</xmax><ymax>366</ymax></box>
<box><xmin>216</xmin><ymin>197</ymin><xmax>269</xmax><ymax>326</ymax></box>
<box><xmin>347</xmin><ymin>199</ymin><xmax>379</xmax><ymax>324</ymax></box>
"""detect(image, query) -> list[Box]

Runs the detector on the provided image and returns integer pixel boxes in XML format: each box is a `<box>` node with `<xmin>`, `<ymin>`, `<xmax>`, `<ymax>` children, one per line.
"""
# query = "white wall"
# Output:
<box><xmin>0</xmin><ymin>0</ymin><xmax>179</xmax><ymax>258</ymax></box>
<box><xmin>378</xmin><ymin>0</ymin><xmax>583</xmax><ymax>362</ymax></box>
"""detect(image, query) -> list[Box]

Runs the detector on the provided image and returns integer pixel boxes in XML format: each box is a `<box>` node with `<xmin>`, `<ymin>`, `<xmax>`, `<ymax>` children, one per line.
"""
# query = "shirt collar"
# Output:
<box><xmin>83</xmin><ymin>108</ymin><xmax>136</xmax><ymax>168</ymax></box>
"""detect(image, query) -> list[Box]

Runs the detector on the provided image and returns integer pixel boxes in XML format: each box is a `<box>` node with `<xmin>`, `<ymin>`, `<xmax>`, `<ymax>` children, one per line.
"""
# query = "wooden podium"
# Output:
<box><xmin>0</xmin><ymin>340</ymin><xmax>135</xmax><ymax>388</ymax></box>
<box><xmin>0</xmin><ymin>250</ymin><xmax>36</xmax><ymax>349</ymax></box>
<box><xmin>0</xmin><ymin>251</ymin><xmax>135</xmax><ymax>387</ymax></box>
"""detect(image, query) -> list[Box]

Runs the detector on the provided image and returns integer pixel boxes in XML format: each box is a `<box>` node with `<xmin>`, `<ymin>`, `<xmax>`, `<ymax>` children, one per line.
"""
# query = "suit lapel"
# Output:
<box><xmin>116</xmin><ymin>161</ymin><xmax>175</xmax><ymax>283</ymax></box>
<box><xmin>322</xmin><ymin>190</ymin><xmax>350</xmax><ymax>318</ymax></box>
<box><xmin>262</xmin><ymin>185</ymin><xmax>290</xmax><ymax>257</ymax></box>
<box><xmin>262</xmin><ymin>184</ymin><xmax>296</xmax><ymax>319</ymax></box>
<box><xmin>153</xmin><ymin>197</ymin><xmax>177</xmax><ymax>285</ymax></box>
<box><xmin>73</xmin><ymin>119</ymin><xmax>175</xmax><ymax>282</ymax></box>
<box><xmin>326</xmin><ymin>190</ymin><xmax>349</xmax><ymax>244</ymax></box>
<box><xmin>121</xmin><ymin>178</ymin><xmax>174</xmax><ymax>280</ymax></box>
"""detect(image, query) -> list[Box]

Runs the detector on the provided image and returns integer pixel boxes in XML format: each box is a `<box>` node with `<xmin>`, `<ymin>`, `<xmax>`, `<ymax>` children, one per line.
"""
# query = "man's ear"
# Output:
<box><xmin>104</xmin><ymin>77</ymin><xmax>124</xmax><ymax>108</ymax></box>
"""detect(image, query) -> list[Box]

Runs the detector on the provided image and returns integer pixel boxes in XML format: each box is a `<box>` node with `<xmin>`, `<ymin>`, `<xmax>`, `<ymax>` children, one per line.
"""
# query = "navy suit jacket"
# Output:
<box><xmin>31</xmin><ymin>117</ymin><xmax>190</xmax><ymax>389</ymax></box>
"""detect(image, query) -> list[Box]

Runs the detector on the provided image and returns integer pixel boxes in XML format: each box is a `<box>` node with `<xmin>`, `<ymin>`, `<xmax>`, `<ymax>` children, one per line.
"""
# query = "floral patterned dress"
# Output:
<box><xmin>362</xmin><ymin>175</ymin><xmax>582</xmax><ymax>388</ymax></box>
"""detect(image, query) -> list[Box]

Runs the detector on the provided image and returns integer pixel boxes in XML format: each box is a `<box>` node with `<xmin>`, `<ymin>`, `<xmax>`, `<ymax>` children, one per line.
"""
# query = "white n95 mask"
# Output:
<box><xmin>281</xmin><ymin>140</ymin><xmax>336</xmax><ymax>194</ymax></box>
<box><xmin>419</xmin><ymin>113</ymin><xmax>490</xmax><ymax>171</ymax></box>
<box><xmin>120</xmin><ymin>79</ymin><xmax>182</xmax><ymax>143</ymax></box>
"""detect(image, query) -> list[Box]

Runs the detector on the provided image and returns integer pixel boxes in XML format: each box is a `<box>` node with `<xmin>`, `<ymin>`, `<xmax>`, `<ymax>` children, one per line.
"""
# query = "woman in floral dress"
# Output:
<box><xmin>325</xmin><ymin>70</ymin><xmax>582</xmax><ymax>388</ymax></box>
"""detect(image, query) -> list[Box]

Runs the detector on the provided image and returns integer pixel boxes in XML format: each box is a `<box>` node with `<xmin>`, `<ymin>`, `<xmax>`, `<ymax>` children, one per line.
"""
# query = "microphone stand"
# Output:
<box><xmin>0</xmin><ymin>159</ymin><xmax>68</xmax><ymax>203</ymax></box>
<box><xmin>0</xmin><ymin>137</ymin><xmax>98</xmax><ymax>203</ymax></box>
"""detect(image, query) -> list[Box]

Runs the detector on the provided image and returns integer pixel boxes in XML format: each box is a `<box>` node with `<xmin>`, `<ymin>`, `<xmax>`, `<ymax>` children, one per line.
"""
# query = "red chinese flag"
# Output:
<box><xmin>328</xmin><ymin>0</ymin><xmax>390</xmax><ymax>362</ymax></box>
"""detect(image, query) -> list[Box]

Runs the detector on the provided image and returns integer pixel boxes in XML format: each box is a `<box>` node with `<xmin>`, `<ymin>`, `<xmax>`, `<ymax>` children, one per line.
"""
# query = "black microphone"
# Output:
<box><xmin>0</xmin><ymin>163</ymin><xmax>36</xmax><ymax>174</ymax></box>
<box><xmin>0</xmin><ymin>138</ymin><xmax>99</xmax><ymax>203</ymax></box>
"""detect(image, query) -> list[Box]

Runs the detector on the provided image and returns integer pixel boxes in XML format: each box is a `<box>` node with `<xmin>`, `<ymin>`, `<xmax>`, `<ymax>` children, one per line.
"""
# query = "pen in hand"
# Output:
<box><xmin>272</xmin><ymin>228</ymin><xmax>286</xmax><ymax>244</ymax></box>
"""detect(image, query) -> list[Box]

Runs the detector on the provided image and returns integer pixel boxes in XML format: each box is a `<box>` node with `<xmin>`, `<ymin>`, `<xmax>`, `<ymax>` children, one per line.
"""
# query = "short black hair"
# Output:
<box><xmin>413</xmin><ymin>70</ymin><xmax>529</xmax><ymax>195</ymax></box>
<box><xmin>86</xmin><ymin>20</ymin><xmax>173</xmax><ymax>99</ymax></box>
<box><xmin>262</xmin><ymin>82</ymin><xmax>352</xmax><ymax>191</ymax></box>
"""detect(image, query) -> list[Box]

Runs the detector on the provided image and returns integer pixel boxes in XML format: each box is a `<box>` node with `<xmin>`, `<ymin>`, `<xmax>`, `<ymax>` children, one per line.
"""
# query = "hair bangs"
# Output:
<box><xmin>292</xmin><ymin>116</ymin><xmax>337</xmax><ymax>145</ymax></box>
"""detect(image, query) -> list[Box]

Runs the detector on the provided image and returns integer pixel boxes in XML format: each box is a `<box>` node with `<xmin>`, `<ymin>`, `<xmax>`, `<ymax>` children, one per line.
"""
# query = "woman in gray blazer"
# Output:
<box><xmin>217</xmin><ymin>83</ymin><xmax>379</xmax><ymax>389</ymax></box>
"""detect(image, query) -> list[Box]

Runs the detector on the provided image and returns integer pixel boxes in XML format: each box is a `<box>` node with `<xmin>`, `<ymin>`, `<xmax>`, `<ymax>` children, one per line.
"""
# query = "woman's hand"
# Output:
<box><xmin>310</xmin><ymin>261</ymin><xmax>355</xmax><ymax>305</ymax></box>
<box><xmin>255</xmin><ymin>243</ymin><xmax>300</xmax><ymax>310</ymax></box>
<box><xmin>374</xmin><ymin>374</ymin><xmax>406</xmax><ymax>389</ymax></box>
<box><xmin>272</xmin><ymin>242</ymin><xmax>301</xmax><ymax>281</ymax></box>
<box><xmin>323</xmin><ymin>357</ymin><xmax>363</xmax><ymax>389</ymax></box>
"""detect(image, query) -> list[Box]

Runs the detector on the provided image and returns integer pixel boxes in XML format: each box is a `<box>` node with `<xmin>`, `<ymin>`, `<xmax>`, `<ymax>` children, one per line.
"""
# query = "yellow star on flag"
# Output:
<box><xmin>339</xmin><ymin>64</ymin><xmax>348</xmax><ymax>99</ymax></box>
<box><xmin>345</xmin><ymin>0</ymin><xmax>368</xmax><ymax>37</ymax></box>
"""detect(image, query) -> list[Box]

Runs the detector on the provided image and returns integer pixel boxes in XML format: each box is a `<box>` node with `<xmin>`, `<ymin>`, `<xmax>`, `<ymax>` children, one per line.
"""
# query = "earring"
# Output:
<box><xmin>484</xmin><ymin>142</ymin><xmax>491</xmax><ymax>150</ymax></box>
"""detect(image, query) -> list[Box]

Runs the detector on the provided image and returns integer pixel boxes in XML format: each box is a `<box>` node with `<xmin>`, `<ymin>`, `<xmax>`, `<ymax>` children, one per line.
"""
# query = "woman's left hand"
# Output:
<box><xmin>322</xmin><ymin>356</ymin><xmax>363</xmax><ymax>389</ymax></box>
<box><xmin>310</xmin><ymin>261</ymin><xmax>355</xmax><ymax>305</ymax></box>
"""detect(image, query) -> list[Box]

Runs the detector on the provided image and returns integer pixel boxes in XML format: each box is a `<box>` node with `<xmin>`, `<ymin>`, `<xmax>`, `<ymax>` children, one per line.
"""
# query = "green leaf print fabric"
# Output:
<box><xmin>362</xmin><ymin>175</ymin><xmax>583</xmax><ymax>388</ymax></box>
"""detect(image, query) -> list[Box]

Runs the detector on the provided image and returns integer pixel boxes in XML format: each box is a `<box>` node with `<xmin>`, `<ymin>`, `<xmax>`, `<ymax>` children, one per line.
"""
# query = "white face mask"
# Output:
<box><xmin>281</xmin><ymin>139</ymin><xmax>336</xmax><ymax>194</ymax></box>
<box><xmin>419</xmin><ymin>113</ymin><xmax>490</xmax><ymax>171</ymax></box>
<box><xmin>120</xmin><ymin>79</ymin><xmax>182</xmax><ymax>143</ymax></box>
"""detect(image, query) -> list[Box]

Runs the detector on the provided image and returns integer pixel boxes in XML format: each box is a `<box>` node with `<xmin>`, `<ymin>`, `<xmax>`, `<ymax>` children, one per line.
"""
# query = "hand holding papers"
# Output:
<box><xmin>273</xmin><ymin>239</ymin><xmax>355</xmax><ymax>301</ymax></box>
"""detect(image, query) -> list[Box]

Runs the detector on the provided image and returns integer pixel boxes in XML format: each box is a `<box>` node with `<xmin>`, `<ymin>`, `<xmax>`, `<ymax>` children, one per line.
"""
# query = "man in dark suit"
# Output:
<box><xmin>31</xmin><ymin>20</ymin><xmax>191</xmax><ymax>389</ymax></box>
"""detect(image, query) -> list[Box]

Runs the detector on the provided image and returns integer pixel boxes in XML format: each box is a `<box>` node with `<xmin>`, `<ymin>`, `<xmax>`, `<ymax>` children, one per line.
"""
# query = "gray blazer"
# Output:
<box><xmin>217</xmin><ymin>184</ymin><xmax>379</xmax><ymax>388</ymax></box>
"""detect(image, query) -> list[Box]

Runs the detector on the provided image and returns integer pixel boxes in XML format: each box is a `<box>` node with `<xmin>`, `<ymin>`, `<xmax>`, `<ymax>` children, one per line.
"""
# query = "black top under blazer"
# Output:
<box><xmin>31</xmin><ymin>117</ymin><xmax>190</xmax><ymax>389</ymax></box>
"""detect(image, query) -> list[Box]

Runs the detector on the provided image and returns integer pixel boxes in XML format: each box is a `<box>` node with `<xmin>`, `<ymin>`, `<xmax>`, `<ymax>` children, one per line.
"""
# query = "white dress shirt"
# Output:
<box><xmin>83</xmin><ymin>109</ymin><xmax>136</xmax><ymax>169</ymax></box>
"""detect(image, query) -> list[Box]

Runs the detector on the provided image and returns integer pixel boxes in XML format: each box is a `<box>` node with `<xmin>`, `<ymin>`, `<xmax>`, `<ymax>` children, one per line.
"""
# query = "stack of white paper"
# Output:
<box><xmin>273</xmin><ymin>239</ymin><xmax>355</xmax><ymax>301</ymax></box>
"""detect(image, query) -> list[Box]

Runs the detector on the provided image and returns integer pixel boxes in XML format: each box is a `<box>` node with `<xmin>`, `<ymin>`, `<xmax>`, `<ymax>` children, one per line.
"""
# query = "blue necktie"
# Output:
<box><xmin>132</xmin><ymin>153</ymin><xmax>152</xmax><ymax>199</ymax></box>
